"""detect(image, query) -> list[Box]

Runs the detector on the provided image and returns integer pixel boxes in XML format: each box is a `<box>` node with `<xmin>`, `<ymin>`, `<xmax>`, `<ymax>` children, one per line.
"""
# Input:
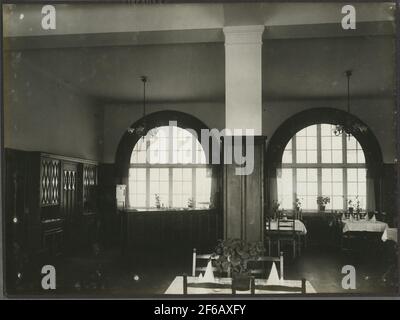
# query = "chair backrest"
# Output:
<box><xmin>266</xmin><ymin>217</ymin><xmax>272</xmax><ymax>230</ymax></box>
<box><xmin>192</xmin><ymin>248</ymin><xmax>219</xmax><ymax>276</ymax></box>
<box><xmin>247</xmin><ymin>252</ymin><xmax>284</xmax><ymax>279</ymax></box>
<box><xmin>255</xmin><ymin>278</ymin><xmax>307</xmax><ymax>294</ymax></box>
<box><xmin>294</xmin><ymin>210</ymin><xmax>303</xmax><ymax>221</ymax></box>
<box><xmin>183</xmin><ymin>274</ymin><xmax>232</xmax><ymax>295</ymax></box>
<box><xmin>278</xmin><ymin>218</ymin><xmax>295</xmax><ymax>232</ymax></box>
<box><xmin>183</xmin><ymin>274</ymin><xmax>306</xmax><ymax>295</ymax></box>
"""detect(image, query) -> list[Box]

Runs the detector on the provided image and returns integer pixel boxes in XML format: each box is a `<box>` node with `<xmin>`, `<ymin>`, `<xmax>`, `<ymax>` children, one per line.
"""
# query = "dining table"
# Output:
<box><xmin>266</xmin><ymin>219</ymin><xmax>307</xmax><ymax>234</ymax></box>
<box><xmin>342</xmin><ymin>218</ymin><xmax>388</xmax><ymax>233</ymax></box>
<box><xmin>164</xmin><ymin>276</ymin><xmax>316</xmax><ymax>294</ymax></box>
<box><xmin>381</xmin><ymin>227</ymin><xmax>398</xmax><ymax>243</ymax></box>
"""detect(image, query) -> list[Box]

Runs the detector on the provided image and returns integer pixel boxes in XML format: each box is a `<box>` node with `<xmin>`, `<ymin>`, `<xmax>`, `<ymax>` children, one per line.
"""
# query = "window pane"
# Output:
<box><xmin>297</xmin><ymin>137</ymin><xmax>306</xmax><ymax>149</ymax></box>
<box><xmin>321</xmin><ymin>151</ymin><xmax>331</xmax><ymax>163</ymax></box>
<box><xmin>307</xmin><ymin>150</ymin><xmax>317</xmax><ymax>163</ymax></box>
<box><xmin>321</xmin><ymin>168</ymin><xmax>343</xmax><ymax>210</ymax></box>
<box><xmin>321</xmin><ymin>137</ymin><xmax>331</xmax><ymax>149</ymax></box>
<box><xmin>295</xmin><ymin>125</ymin><xmax>317</xmax><ymax>163</ymax></box>
<box><xmin>196</xmin><ymin>168</ymin><xmax>211</xmax><ymax>209</ymax></box>
<box><xmin>296</xmin><ymin>150</ymin><xmax>307</xmax><ymax>163</ymax></box>
<box><xmin>128</xmin><ymin>168</ymin><xmax>147</xmax><ymax>208</ymax></box>
<box><xmin>347</xmin><ymin>151</ymin><xmax>357</xmax><ymax>163</ymax></box>
<box><xmin>347</xmin><ymin>135</ymin><xmax>366</xmax><ymax>164</ymax></box>
<box><xmin>279</xmin><ymin>123</ymin><xmax>367</xmax><ymax>212</ymax></box>
<box><xmin>297</xmin><ymin>168</ymin><xmax>318</xmax><ymax>210</ymax></box>
<box><xmin>149</xmin><ymin>168</ymin><xmax>169</xmax><ymax>208</ymax></box>
<box><xmin>347</xmin><ymin>168</ymin><xmax>367</xmax><ymax>210</ymax></box>
<box><xmin>332</xmin><ymin>150</ymin><xmax>342</xmax><ymax>163</ymax></box>
<box><xmin>277</xmin><ymin>168</ymin><xmax>293</xmax><ymax>210</ymax></box>
<box><xmin>172</xmin><ymin>168</ymin><xmax>192</xmax><ymax>208</ymax></box>
<box><xmin>282</xmin><ymin>150</ymin><xmax>292</xmax><ymax>164</ymax></box>
<box><xmin>128</xmin><ymin>125</ymin><xmax>211</xmax><ymax>209</ymax></box>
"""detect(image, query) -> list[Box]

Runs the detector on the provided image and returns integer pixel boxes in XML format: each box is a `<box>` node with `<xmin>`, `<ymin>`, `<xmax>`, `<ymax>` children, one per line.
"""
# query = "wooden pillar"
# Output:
<box><xmin>223</xmin><ymin>137</ymin><xmax>266</xmax><ymax>242</ymax></box>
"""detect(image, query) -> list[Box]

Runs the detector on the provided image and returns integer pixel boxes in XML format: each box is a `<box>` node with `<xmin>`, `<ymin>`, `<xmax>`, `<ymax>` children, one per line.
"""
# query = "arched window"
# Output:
<box><xmin>277</xmin><ymin>123</ymin><xmax>366</xmax><ymax>211</ymax></box>
<box><xmin>128</xmin><ymin>125</ymin><xmax>212</xmax><ymax>209</ymax></box>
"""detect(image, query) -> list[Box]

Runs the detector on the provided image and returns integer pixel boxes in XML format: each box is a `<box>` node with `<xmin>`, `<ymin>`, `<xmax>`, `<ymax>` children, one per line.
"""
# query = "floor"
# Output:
<box><xmin>8</xmin><ymin>240</ymin><xmax>398</xmax><ymax>297</ymax></box>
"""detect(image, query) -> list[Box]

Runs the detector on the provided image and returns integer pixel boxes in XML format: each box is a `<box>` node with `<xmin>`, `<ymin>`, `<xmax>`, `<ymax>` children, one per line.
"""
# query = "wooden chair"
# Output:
<box><xmin>192</xmin><ymin>248</ymin><xmax>221</xmax><ymax>277</ymax></box>
<box><xmin>247</xmin><ymin>252</ymin><xmax>284</xmax><ymax>279</ymax></box>
<box><xmin>255</xmin><ymin>278</ymin><xmax>307</xmax><ymax>294</ymax></box>
<box><xmin>265</xmin><ymin>217</ymin><xmax>279</xmax><ymax>255</ymax></box>
<box><xmin>183</xmin><ymin>273</ymin><xmax>232</xmax><ymax>295</ymax></box>
<box><xmin>183</xmin><ymin>274</ymin><xmax>306</xmax><ymax>295</ymax></box>
<box><xmin>277</xmin><ymin>219</ymin><xmax>299</xmax><ymax>258</ymax></box>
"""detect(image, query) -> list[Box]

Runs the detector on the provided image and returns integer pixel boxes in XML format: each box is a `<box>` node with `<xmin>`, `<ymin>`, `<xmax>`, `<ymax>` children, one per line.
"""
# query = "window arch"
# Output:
<box><xmin>128</xmin><ymin>125</ymin><xmax>212</xmax><ymax>209</ymax></box>
<box><xmin>277</xmin><ymin>123</ymin><xmax>367</xmax><ymax>211</ymax></box>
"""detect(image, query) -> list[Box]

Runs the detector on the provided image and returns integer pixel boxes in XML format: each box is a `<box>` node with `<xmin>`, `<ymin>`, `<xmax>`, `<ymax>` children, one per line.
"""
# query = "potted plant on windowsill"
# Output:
<box><xmin>213</xmin><ymin>239</ymin><xmax>266</xmax><ymax>291</ymax></box>
<box><xmin>271</xmin><ymin>200</ymin><xmax>281</xmax><ymax>220</ymax></box>
<box><xmin>187</xmin><ymin>197</ymin><xmax>195</xmax><ymax>209</ymax></box>
<box><xmin>294</xmin><ymin>198</ymin><xmax>302</xmax><ymax>212</ymax></box>
<box><xmin>347</xmin><ymin>199</ymin><xmax>354</xmax><ymax>215</ymax></box>
<box><xmin>317</xmin><ymin>196</ymin><xmax>330</xmax><ymax>212</ymax></box>
<box><xmin>154</xmin><ymin>194</ymin><xmax>161</xmax><ymax>209</ymax></box>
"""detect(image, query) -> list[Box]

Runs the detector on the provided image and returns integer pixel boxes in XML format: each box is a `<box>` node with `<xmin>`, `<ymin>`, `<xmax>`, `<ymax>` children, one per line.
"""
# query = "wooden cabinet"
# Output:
<box><xmin>4</xmin><ymin>149</ymin><xmax>99</xmax><ymax>260</ymax></box>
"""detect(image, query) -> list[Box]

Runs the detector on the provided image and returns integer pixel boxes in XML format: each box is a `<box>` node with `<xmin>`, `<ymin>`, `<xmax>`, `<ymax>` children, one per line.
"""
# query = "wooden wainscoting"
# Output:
<box><xmin>121</xmin><ymin>209</ymin><xmax>222</xmax><ymax>259</ymax></box>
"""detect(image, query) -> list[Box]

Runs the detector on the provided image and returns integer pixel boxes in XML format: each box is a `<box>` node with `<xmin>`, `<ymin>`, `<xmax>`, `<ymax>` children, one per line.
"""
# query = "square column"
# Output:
<box><xmin>224</xmin><ymin>25</ymin><xmax>264</xmax><ymax>135</ymax></box>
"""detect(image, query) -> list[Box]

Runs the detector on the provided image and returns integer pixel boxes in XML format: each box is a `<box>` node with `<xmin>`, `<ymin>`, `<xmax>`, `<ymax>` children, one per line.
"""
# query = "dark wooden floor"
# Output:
<box><xmin>7</xmin><ymin>240</ymin><xmax>398</xmax><ymax>297</ymax></box>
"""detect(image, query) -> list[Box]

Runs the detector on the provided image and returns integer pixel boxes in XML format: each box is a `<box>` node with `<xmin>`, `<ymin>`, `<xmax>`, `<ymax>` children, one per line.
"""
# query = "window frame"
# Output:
<box><xmin>279</xmin><ymin>123</ymin><xmax>367</xmax><ymax>211</ymax></box>
<box><xmin>128</xmin><ymin>126</ymin><xmax>211</xmax><ymax>209</ymax></box>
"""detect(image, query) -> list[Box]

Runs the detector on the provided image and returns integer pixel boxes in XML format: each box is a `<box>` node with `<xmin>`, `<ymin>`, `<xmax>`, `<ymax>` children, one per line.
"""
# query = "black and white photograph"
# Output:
<box><xmin>1</xmin><ymin>2</ymin><xmax>399</xmax><ymax>299</ymax></box>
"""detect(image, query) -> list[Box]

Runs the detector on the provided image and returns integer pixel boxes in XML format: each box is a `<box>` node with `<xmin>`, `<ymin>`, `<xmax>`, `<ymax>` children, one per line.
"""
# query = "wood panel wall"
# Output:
<box><xmin>223</xmin><ymin>136</ymin><xmax>266</xmax><ymax>242</ymax></box>
<box><xmin>122</xmin><ymin>209</ymin><xmax>221</xmax><ymax>259</ymax></box>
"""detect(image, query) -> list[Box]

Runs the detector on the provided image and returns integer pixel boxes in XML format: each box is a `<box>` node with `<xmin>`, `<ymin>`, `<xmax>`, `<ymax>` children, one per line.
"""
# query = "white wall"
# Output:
<box><xmin>102</xmin><ymin>102</ymin><xmax>225</xmax><ymax>163</ymax></box>
<box><xmin>262</xmin><ymin>98</ymin><xmax>396</xmax><ymax>164</ymax></box>
<box><xmin>4</xmin><ymin>52</ymin><xmax>103</xmax><ymax>161</ymax></box>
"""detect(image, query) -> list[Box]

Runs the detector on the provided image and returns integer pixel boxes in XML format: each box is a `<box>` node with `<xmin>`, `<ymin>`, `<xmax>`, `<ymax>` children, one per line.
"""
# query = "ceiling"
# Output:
<box><xmin>3</xmin><ymin>2</ymin><xmax>396</xmax><ymax>104</ymax></box>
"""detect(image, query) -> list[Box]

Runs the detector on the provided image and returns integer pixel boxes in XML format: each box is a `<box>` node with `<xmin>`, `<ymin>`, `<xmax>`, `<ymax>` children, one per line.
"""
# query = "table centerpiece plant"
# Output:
<box><xmin>347</xmin><ymin>199</ymin><xmax>354</xmax><ymax>215</ymax></box>
<box><xmin>213</xmin><ymin>239</ymin><xmax>266</xmax><ymax>291</ymax></box>
<box><xmin>317</xmin><ymin>196</ymin><xmax>330</xmax><ymax>212</ymax></box>
<box><xmin>271</xmin><ymin>200</ymin><xmax>282</xmax><ymax>220</ymax></box>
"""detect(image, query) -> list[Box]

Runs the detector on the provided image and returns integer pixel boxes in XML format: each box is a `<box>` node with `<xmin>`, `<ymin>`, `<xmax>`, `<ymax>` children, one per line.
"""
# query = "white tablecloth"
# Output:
<box><xmin>342</xmin><ymin>219</ymin><xmax>388</xmax><ymax>233</ymax></box>
<box><xmin>266</xmin><ymin>219</ymin><xmax>307</xmax><ymax>234</ymax></box>
<box><xmin>381</xmin><ymin>227</ymin><xmax>398</xmax><ymax>243</ymax></box>
<box><xmin>164</xmin><ymin>276</ymin><xmax>316</xmax><ymax>294</ymax></box>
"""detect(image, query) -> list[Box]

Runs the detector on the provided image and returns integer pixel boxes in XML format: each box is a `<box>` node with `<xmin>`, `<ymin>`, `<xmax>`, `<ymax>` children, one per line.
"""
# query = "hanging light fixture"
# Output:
<box><xmin>128</xmin><ymin>76</ymin><xmax>148</xmax><ymax>137</ymax></box>
<box><xmin>333</xmin><ymin>70</ymin><xmax>368</xmax><ymax>138</ymax></box>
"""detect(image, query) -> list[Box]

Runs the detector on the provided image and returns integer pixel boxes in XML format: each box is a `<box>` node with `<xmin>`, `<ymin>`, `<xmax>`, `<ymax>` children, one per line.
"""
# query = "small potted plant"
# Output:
<box><xmin>187</xmin><ymin>197</ymin><xmax>195</xmax><ymax>209</ymax></box>
<box><xmin>317</xmin><ymin>196</ymin><xmax>330</xmax><ymax>211</ymax></box>
<box><xmin>293</xmin><ymin>197</ymin><xmax>302</xmax><ymax>220</ymax></box>
<box><xmin>154</xmin><ymin>194</ymin><xmax>161</xmax><ymax>209</ymax></box>
<box><xmin>271</xmin><ymin>200</ymin><xmax>281</xmax><ymax>220</ymax></box>
<box><xmin>213</xmin><ymin>239</ymin><xmax>266</xmax><ymax>291</ymax></box>
<box><xmin>347</xmin><ymin>199</ymin><xmax>354</xmax><ymax>214</ymax></box>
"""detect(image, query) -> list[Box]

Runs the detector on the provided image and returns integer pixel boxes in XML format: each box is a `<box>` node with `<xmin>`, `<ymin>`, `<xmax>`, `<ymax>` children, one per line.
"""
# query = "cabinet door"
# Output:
<box><xmin>83</xmin><ymin>164</ymin><xmax>98</xmax><ymax>213</ymax></box>
<box><xmin>61</xmin><ymin>161</ymin><xmax>79</xmax><ymax>222</ymax></box>
<box><xmin>40</xmin><ymin>157</ymin><xmax>60</xmax><ymax>206</ymax></box>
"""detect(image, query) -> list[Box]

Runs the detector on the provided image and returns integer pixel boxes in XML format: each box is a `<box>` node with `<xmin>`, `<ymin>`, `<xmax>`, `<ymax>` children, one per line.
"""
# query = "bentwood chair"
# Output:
<box><xmin>255</xmin><ymin>278</ymin><xmax>307</xmax><ymax>294</ymax></box>
<box><xmin>265</xmin><ymin>217</ymin><xmax>280</xmax><ymax>255</ymax></box>
<box><xmin>191</xmin><ymin>248</ymin><xmax>221</xmax><ymax>277</ymax></box>
<box><xmin>277</xmin><ymin>218</ymin><xmax>299</xmax><ymax>258</ymax></box>
<box><xmin>183</xmin><ymin>273</ymin><xmax>233</xmax><ymax>295</ymax></box>
<box><xmin>247</xmin><ymin>252</ymin><xmax>284</xmax><ymax>279</ymax></box>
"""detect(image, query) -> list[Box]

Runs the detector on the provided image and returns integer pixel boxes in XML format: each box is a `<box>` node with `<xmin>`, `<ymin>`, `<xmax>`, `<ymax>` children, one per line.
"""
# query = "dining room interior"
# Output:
<box><xmin>2</xmin><ymin>2</ymin><xmax>399</xmax><ymax>296</ymax></box>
